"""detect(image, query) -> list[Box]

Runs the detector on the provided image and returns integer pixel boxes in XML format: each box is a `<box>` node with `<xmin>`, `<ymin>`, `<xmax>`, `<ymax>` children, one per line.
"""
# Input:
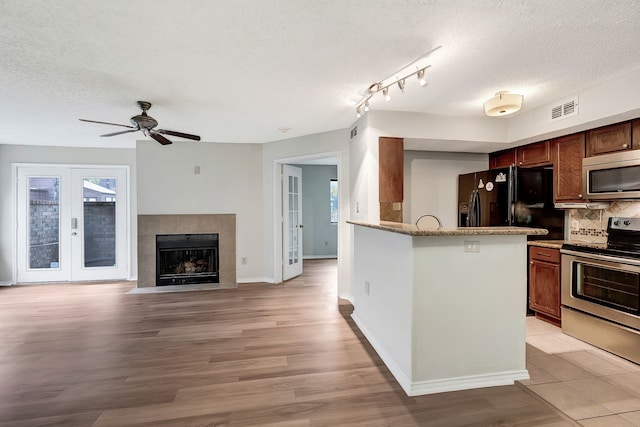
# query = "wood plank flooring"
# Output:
<box><xmin>0</xmin><ymin>260</ymin><xmax>576</xmax><ymax>426</ymax></box>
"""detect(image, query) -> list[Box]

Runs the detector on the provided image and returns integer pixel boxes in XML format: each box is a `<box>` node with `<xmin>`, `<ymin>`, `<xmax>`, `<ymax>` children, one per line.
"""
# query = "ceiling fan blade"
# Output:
<box><xmin>156</xmin><ymin>129</ymin><xmax>201</xmax><ymax>141</ymax></box>
<box><xmin>100</xmin><ymin>129</ymin><xmax>138</xmax><ymax>137</ymax></box>
<box><xmin>150</xmin><ymin>132</ymin><xmax>173</xmax><ymax>145</ymax></box>
<box><xmin>79</xmin><ymin>119</ymin><xmax>136</xmax><ymax>129</ymax></box>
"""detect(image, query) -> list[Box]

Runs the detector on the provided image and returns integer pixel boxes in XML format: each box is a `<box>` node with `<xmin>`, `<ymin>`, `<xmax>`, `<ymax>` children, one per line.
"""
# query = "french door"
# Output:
<box><xmin>282</xmin><ymin>165</ymin><xmax>303</xmax><ymax>281</ymax></box>
<box><xmin>16</xmin><ymin>165</ymin><xmax>129</xmax><ymax>283</ymax></box>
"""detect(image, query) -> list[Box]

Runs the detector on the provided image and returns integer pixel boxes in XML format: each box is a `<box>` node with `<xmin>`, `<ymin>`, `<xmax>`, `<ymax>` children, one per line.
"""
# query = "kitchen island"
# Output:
<box><xmin>348</xmin><ymin>220</ymin><xmax>547</xmax><ymax>396</ymax></box>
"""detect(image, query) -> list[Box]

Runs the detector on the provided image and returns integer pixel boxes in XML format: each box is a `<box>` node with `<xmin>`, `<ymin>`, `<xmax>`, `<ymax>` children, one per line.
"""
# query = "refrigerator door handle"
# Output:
<box><xmin>467</xmin><ymin>189</ymin><xmax>480</xmax><ymax>227</ymax></box>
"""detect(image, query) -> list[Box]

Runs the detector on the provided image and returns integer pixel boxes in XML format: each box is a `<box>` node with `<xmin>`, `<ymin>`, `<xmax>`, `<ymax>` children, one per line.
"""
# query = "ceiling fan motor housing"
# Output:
<box><xmin>130</xmin><ymin>113</ymin><xmax>158</xmax><ymax>130</ymax></box>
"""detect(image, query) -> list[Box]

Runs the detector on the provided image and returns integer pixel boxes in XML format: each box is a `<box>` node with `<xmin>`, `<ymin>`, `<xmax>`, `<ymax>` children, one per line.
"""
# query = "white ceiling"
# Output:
<box><xmin>2</xmin><ymin>1</ymin><xmax>640</xmax><ymax>149</ymax></box>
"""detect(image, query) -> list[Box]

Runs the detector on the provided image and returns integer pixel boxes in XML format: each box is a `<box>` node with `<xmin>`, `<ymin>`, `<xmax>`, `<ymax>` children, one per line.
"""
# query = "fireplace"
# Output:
<box><xmin>156</xmin><ymin>234</ymin><xmax>219</xmax><ymax>286</ymax></box>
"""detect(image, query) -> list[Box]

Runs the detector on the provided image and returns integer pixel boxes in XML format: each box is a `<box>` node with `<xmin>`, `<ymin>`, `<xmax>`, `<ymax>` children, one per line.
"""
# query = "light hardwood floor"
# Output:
<box><xmin>0</xmin><ymin>260</ymin><xmax>575</xmax><ymax>426</ymax></box>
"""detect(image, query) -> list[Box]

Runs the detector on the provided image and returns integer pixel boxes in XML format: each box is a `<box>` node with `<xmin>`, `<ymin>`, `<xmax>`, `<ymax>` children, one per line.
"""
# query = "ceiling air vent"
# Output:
<box><xmin>550</xmin><ymin>96</ymin><xmax>579</xmax><ymax>122</ymax></box>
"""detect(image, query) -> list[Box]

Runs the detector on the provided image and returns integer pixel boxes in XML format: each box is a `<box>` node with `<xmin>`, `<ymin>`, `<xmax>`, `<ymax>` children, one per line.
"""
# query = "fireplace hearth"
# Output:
<box><xmin>156</xmin><ymin>234</ymin><xmax>219</xmax><ymax>286</ymax></box>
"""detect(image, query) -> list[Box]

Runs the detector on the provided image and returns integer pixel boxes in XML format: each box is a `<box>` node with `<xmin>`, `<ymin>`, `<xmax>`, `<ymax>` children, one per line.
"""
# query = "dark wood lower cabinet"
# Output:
<box><xmin>529</xmin><ymin>246</ymin><xmax>561</xmax><ymax>326</ymax></box>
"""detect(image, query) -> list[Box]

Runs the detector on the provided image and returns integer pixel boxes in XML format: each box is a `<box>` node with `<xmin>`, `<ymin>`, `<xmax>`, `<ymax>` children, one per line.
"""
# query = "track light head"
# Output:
<box><xmin>417</xmin><ymin>69</ymin><xmax>427</xmax><ymax>87</ymax></box>
<box><xmin>364</xmin><ymin>100</ymin><xmax>370</xmax><ymax>112</ymax></box>
<box><xmin>398</xmin><ymin>79</ymin><xmax>406</xmax><ymax>93</ymax></box>
<box><xmin>383</xmin><ymin>87</ymin><xmax>391</xmax><ymax>102</ymax></box>
<box><xmin>356</xmin><ymin>106</ymin><xmax>362</xmax><ymax>118</ymax></box>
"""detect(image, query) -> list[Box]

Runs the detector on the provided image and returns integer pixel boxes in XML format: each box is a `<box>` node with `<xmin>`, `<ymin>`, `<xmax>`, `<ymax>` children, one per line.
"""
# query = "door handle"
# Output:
<box><xmin>71</xmin><ymin>232</ymin><xmax>77</xmax><ymax>236</ymax></box>
<box><xmin>299</xmin><ymin>224</ymin><xmax>304</xmax><ymax>229</ymax></box>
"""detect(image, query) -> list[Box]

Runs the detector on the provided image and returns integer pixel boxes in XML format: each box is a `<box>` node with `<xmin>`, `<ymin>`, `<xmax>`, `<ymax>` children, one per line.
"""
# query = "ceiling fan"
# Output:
<box><xmin>80</xmin><ymin>101</ymin><xmax>201</xmax><ymax>145</ymax></box>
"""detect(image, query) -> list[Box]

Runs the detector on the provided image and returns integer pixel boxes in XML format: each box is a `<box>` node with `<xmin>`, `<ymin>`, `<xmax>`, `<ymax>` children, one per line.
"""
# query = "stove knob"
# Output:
<box><xmin>613</xmin><ymin>220</ymin><xmax>620</xmax><ymax>226</ymax></box>
<box><xmin>624</xmin><ymin>219</ymin><xmax>631</xmax><ymax>226</ymax></box>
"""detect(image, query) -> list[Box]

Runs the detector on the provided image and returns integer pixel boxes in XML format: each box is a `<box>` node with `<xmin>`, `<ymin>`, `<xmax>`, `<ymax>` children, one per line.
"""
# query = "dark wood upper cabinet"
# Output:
<box><xmin>489</xmin><ymin>149</ymin><xmax>516</xmax><ymax>169</ymax></box>
<box><xmin>633</xmin><ymin>119</ymin><xmax>640</xmax><ymax>149</ymax></box>
<box><xmin>553</xmin><ymin>133</ymin><xmax>585</xmax><ymax>202</ymax></box>
<box><xmin>586</xmin><ymin>122</ymin><xmax>632</xmax><ymax>157</ymax></box>
<box><xmin>516</xmin><ymin>140</ymin><xmax>551</xmax><ymax>167</ymax></box>
<box><xmin>378</xmin><ymin>137</ymin><xmax>404</xmax><ymax>203</ymax></box>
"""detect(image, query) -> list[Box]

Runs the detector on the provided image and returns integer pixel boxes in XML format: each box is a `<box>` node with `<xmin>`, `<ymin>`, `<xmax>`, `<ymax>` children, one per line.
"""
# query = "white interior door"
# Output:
<box><xmin>70</xmin><ymin>168</ymin><xmax>128</xmax><ymax>281</ymax></box>
<box><xmin>283</xmin><ymin>165</ymin><xmax>303</xmax><ymax>281</ymax></box>
<box><xmin>16</xmin><ymin>165</ymin><xmax>129</xmax><ymax>283</ymax></box>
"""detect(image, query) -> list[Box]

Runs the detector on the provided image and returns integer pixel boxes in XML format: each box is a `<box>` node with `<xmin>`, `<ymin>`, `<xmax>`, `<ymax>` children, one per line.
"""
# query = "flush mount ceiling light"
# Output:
<box><xmin>354</xmin><ymin>46</ymin><xmax>441</xmax><ymax>117</ymax></box>
<box><xmin>483</xmin><ymin>91</ymin><xmax>523</xmax><ymax>117</ymax></box>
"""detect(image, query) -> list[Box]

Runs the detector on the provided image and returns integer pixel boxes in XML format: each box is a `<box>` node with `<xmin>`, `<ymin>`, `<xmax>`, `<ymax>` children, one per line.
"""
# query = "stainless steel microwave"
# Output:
<box><xmin>582</xmin><ymin>150</ymin><xmax>640</xmax><ymax>199</ymax></box>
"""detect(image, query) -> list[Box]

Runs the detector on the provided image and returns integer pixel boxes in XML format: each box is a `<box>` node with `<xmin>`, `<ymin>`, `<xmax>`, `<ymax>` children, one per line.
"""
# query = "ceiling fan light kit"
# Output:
<box><xmin>483</xmin><ymin>91</ymin><xmax>523</xmax><ymax>117</ymax></box>
<box><xmin>80</xmin><ymin>101</ymin><xmax>201</xmax><ymax>145</ymax></box>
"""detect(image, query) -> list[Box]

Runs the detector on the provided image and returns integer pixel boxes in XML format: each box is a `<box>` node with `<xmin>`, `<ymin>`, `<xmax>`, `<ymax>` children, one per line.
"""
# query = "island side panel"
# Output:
<box><xmin>352</xmin><ymin>225</ymin><xmax>414</xmax><ymax>390</ymax></box>
<box><xmin>411</xmin><ymin>234</ymin><xmax>529</xmax><ymax>392</ymax></box>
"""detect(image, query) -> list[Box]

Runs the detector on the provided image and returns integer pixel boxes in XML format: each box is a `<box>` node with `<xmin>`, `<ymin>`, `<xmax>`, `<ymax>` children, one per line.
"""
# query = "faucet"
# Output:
<box><xmin>415</xmin><ymin>214</ymin><xmax>443</xmax><ymax>230</ymax></box>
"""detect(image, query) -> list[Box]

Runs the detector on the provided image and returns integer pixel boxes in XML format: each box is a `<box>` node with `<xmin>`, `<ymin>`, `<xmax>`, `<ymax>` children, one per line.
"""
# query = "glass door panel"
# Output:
<box><xmin>82</xmin><ymin>177</ymin><xmax>117</xmax><ymax>268</ymax></box>
<box><xmin>28</xmin><ymin>177</ymin><xmax>61</xmax><ymax>269</ymax></box>
<box><xmin>283</xmin><ymin>165</ymin><xmax>303</xmax><ymax>280</ymax></box>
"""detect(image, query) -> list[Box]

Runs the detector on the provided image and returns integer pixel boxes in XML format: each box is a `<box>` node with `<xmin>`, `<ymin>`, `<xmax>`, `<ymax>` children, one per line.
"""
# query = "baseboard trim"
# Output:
<box><xmin>408</xmin><ymin>370</ymin><xmax>530</xmax><ymax>396</ymax></box>
<box><xmin>351</xmin><ymin>313</ymin><xmax>412</xmax><ymax>394</ymax></box>
<box><xmin>303</xmin><ymin>255</ymin><xmax>338</xmax><ymax>259</ymax></box>
<box><xmin>236</xmin><ymin>277</ymin><xmax>275</xmax><ymax>284</ymax></box>
<box><xmin>351</xmin><ymin>312</ymin><xmax>530</xmax><ymax>397</ymax></box>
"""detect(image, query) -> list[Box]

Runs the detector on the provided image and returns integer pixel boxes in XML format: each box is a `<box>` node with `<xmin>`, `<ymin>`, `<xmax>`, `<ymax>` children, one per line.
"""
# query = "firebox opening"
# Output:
<box><xmin>156</xmin><ymin>234</ymin><xmax>219</xmax><ymax>286</ymax></box>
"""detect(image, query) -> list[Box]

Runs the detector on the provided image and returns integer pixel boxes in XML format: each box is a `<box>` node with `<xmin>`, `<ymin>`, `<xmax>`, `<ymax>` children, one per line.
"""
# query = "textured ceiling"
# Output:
<box><xmin>2</xmin><ymin>0</ymin><xmax>640</xmax><ymax>148</ymax></box>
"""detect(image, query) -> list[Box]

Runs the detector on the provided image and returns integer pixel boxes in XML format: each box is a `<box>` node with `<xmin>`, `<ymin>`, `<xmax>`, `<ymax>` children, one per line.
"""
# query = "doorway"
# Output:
<box><xmin>274</xmin><ymin>154</ymin><xmax>340</xmax><ymax>288</ymax></box>
<box><xmin>15</xmin><ymin>165</ymin><xmax>130</xmax><ymax>283</ymax></box>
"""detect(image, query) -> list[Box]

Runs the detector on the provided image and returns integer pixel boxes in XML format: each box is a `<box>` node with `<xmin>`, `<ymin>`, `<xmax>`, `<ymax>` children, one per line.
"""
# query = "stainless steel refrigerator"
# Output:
<box><xmin>458</xmin><ymin>165</ymin><xmax>564</xmax><ymax>239</ymax></box>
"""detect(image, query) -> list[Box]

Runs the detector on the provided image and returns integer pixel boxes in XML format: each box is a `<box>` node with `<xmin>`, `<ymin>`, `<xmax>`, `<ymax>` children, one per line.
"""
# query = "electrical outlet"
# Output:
<box><xmin>364</xmin><ymin>281</ymin><xmax>370</xmax><ymax>295</ymax></box>
<box><xmin>324</xmin><ymin>241</ymin><xmax>328</xmax><ymax>246</ymax></box>
<box><xmin>241</xmin><ymin>257</ymin><xmax>247</xmax><ymax>265</ymax></box>
<box><xmin>464</xmin><ymin>241</ymin><xmax>480</xmax><ymax>253</ymax></box>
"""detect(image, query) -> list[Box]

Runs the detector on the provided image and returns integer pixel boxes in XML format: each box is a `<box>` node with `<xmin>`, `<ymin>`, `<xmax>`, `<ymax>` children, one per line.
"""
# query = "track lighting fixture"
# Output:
<box><xmin>354</xmin><ymin>46</ymin><xmax>440</xmax><ymax>117</ymax></box>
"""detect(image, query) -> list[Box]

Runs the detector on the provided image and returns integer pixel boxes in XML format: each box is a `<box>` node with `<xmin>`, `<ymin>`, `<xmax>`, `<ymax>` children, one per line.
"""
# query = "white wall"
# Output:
<box><xmin>292</xmin><ymin>164</ymin><xmax>338</xmax><ymax>258</ymax></box>
<box><xmin>508</xmin><ymin>68</ymin><xmax>640</xmax><ymax>146</ymax></box>
<box><xmin>262</xmin><ymin>129</ymin><xmax>351</xmax><ymax>296</ymax></box>
<box><xmin>135</xmin><ymin>140</ymin><xmax>264</xmax><ymax>281</ymax></box>
<box><xmin>403</xmin><ymin>151</ymin><xmax>488</xmax><ymax>227</ymax></box>
<box><xmin>0</xmin><ymin>144</ymin><xmax>137</xmax><ymax>284</ymax></box>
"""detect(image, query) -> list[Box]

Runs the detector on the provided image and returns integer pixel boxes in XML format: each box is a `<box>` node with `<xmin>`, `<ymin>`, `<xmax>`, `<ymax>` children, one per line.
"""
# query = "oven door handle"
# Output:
<box><xmin>561</xmin><ymin>248</ymin><xmax>640</xmax><ymax>267</ymax></box>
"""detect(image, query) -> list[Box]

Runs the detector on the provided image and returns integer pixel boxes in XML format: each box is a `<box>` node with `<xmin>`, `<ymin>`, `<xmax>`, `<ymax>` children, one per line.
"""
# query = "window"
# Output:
<box><xmin>330</xmin><ymin>179</ymin><xmax>338</xmax><ymax>223</ymax></box>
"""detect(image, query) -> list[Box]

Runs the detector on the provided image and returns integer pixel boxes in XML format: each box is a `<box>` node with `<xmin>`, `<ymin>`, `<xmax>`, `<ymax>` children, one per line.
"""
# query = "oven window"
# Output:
<box><xmin>573</xmin><ymin>262</ymin><xmax>640</xmax><ymax>314</ymax></box>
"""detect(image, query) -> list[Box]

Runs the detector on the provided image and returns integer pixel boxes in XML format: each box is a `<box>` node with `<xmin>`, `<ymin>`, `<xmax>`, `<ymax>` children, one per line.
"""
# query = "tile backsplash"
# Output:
<box><xmin>569</xmin><ymin>201</ymin><xmax>640</xmax><ymax>243</ymax></box>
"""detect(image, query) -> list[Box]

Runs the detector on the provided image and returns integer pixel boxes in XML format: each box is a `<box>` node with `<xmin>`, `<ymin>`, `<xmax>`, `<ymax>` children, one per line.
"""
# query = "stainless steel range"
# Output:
<box><xmin>561</xmin><ymin>217</ymin><xmax>640</xmax><ymax>364</ymax></box>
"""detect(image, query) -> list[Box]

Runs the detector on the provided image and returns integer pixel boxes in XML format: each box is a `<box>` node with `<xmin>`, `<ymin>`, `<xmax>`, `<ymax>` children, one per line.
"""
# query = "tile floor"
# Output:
<box><xmin>524</xmin><ymin>316</ymin><xmax>640</xmax><ymax>426</ymax></box>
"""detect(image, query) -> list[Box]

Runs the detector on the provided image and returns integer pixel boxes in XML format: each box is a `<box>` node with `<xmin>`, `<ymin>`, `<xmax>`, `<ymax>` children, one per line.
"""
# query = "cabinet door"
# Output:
<box><xmin>517</xmin><ymin>141</ymin><xmax>551</xmax><ymax>167</ymax></box>
<box><xmin>553</xmin><ymin>133</ymin><xmax>585</xmax><ymax>202</ymax></box>
<box><xmin>586</xmin><ymin>122</ymin><xmax>632</xmax><ymax>156</ymax></box>
<box><xmin>489</xmin><ymin>149</ymin><xmax>516</xmax><ymax>169</ymax></box>
<box><xmin>633</xmin><ymin>119</ymin><xmax>640</xmax><ymax>149</ymax></box>
<box><xmin>529</xmin><ymin>258</ymin><xmax>561</xmax><ymax>319</ymax></box>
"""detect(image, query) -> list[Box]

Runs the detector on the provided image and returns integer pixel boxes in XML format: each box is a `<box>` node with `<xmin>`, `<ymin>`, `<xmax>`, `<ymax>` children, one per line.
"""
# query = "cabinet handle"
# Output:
<box><xmin>530</xmin><ymin>261</ymin><xmax>533</xmax><ymax>265</ymax></box>
<box><xmin>537</xmin><ymin>252</ymin><xmax>551</xmax><ymax>257</ymax></box>
<box><xmin>623</xmin><ymin>143</ymin><xmax>629</xmax><ymax>149</ymax></box>
<box><xmin>578</xmin><ymin>194</ymin><xmax>583</xmax><ymax>199</ymax></box>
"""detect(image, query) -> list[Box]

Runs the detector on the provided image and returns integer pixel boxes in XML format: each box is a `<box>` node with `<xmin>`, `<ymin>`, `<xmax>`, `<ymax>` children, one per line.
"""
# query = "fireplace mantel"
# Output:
<box><xmin>137</xmin><ymin>214</ymin><xmax>236</xmax><ymax>288</ymax></box>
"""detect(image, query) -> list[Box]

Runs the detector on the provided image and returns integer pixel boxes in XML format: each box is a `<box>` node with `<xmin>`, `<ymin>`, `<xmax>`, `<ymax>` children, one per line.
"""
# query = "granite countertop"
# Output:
<box><xmin>527</xmin><ymin>240</ymin><xmax>567</xmax><ymax>249</ymax></box>
<box><xmin>347</xmin><ymin>220</ymin><xmax>549</xmax><ymax>237</ymax></box>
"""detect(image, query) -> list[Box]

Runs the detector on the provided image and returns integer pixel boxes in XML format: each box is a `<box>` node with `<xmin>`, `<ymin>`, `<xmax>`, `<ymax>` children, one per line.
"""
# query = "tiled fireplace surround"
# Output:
<box><xmin>137</xmin><ymin>214</ymin><xmax>236</xmax><ymax>287</ymax></box>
